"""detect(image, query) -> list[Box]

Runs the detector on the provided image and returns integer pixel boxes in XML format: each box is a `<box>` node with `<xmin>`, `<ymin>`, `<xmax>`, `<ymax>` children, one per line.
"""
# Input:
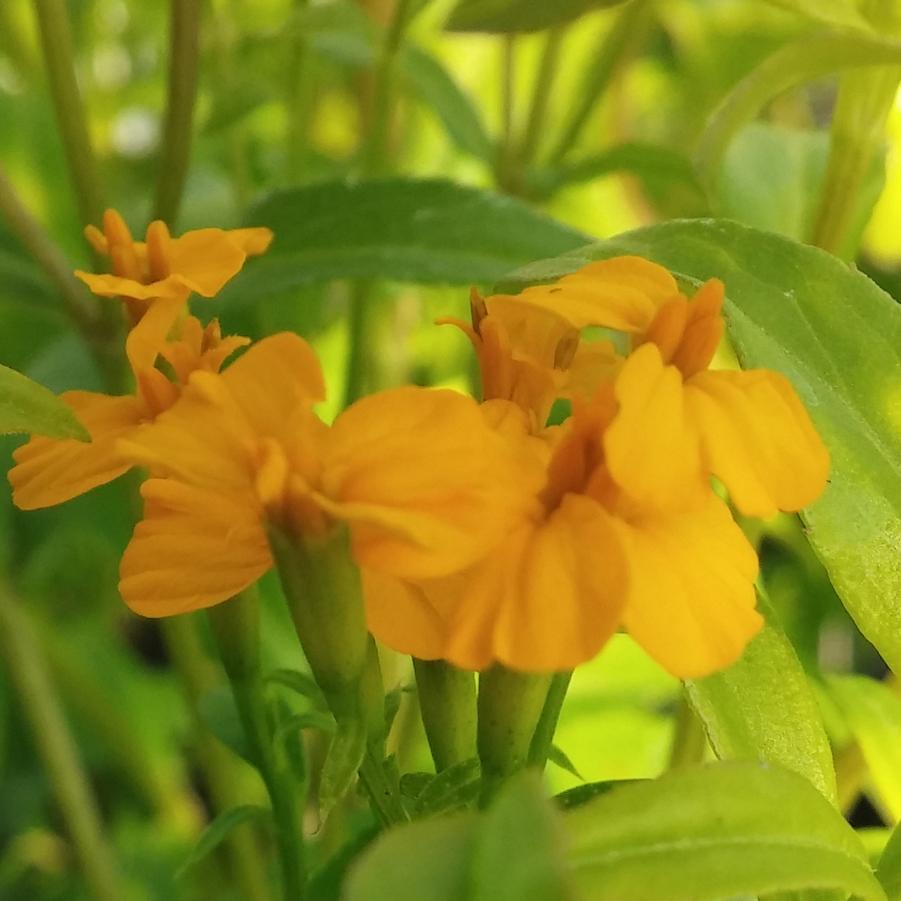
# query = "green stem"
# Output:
<box><xmin>495</xmin><ymin>35</ymin><xmax>518</xmax><ymax>191</ymax></box>
<box><xmin>810</xmin><ymin>66</ymin><xmax>901</xmax><ymax>258</ymax></box>
<box><xmin>0</xmin><ymin>584</ymin><xmax>123</xmax><ymax>901</ymax></box>
<box><xmin>345</xmin><ymin>0</ymin><xmax>415</xmax><ymax>407</ymax></box>
<box><xmin>520</xmin><ymin>26</ymin><xmax>565</xmax><ymax>167</ymax></box>
<box><xmin>667</xmin><ymin>691</ymin><xmax>707</xmax><ymax>770</ymax></box>
<box><xmin>413</xmin><ymin>658</ymin><xmax>477</xmax><ymax>772</ymax></box>
<box><xmin>161</xmin><ymin>616</ymin><xmax>273</xmax><ymax>901</ymax></box>
<box><xmin>477</xmin><ymin>666</ymin><xmax>551</xmax><ymax>803</ymax></box>
<box><xmin>154</xmin><ymin>0</ymin><xmax>203</xmax><ymax>225</ymax></box>
<box><xmin>548</xmin><ymin>0</ymin><xmax>652</xmax><ymax>165</ymax></box>
<box><xmin>32</xmin><ymin>0</ymin><xmax>104</xmax><ymax>228</ymax></box>
<box><xmin>285</xmin><ymin>0</ymin><xmax>312</xmax><ymax>182</ymax></box>
<box><xmin>527</xmin><ymin>670</ymin><xmax>572</xmax><ymax>770</ymax></box>
<box><xmin>209</xmin><ymin>593</ymin><xmax>306</xmax><ymax>901</ymax></box>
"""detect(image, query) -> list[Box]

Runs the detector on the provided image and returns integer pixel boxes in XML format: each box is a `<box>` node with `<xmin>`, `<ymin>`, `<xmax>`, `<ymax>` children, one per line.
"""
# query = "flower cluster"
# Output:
<box><xmin>9</xmin><ymin>215</ymin><xmax>829</xmax><ymax>682</ymax></box>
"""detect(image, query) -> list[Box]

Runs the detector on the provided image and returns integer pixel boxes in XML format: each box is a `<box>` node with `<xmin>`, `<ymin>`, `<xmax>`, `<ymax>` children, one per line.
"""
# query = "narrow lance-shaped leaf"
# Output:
<box><xmin>445</xmin><ymin>0</ymin><xmax>632</xmax><ymax>33</ymax></box>
<box><xmin>0</xmin><ymin>364</ymin><xmax>89</xmax><ymax>441</ymax></box>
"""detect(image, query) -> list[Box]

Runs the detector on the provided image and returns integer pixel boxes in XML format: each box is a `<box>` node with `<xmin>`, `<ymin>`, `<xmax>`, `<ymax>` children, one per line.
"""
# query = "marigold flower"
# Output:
<box><xmin>8</xmin><ymin>315</ymin><xmax>248</xmax><ymax>510</ymax></box>
<box><xmin>76</xmin><ymin>208</ymin><xmax>272</xmax><ymax>310</ymax></box>
<box><xmin>487</xmin><ymin>258</ymin><xmax>830</xmax><ymax>518</ymax></box>
<box><xmin>116</xmin><ymin>333</ymin><xmax>533</xmax><ymax>618</ymax></box>
<box><xmin>365</xmin><ymin>390</ymin><xmax>763</xmax><ymax>678</ymax></box>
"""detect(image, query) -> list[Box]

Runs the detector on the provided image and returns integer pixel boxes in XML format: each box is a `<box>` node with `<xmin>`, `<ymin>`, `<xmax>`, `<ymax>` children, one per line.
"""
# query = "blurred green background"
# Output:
<box><xmin>2</xmin><ymin>0</ymin><xmax>901</xmax><ymax>898</ymax></box>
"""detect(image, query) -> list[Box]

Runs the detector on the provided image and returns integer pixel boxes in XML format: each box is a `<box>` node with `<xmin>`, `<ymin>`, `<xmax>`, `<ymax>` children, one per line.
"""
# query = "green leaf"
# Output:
<box><xmin>554</xmin><ymin>780</ymin><xmax>622</xmax><ymax>811</ymax></box>
<box><xmin>198</xmin><ymin>685</ymin><xmax>255</xmax><ymax>766</ymax></box>
<box><xmin>265</xmin><ymin>668</ymin><xmax>329</xmax><ymax>711</ymax></box>
<box><xmin>760</xmin><ymin>0</ymin><xmax>872</xmax><ymax>30</ymax></box>
<box><xmin>527</xmin><ymin>142</ymin><xmax>706</xmax><ymax>207</ymax></box>
<box><xmin>176</xmin><ymin>805</ymin><xmax>270</xmax><ymax>878</ymax></box>
<box><xmin>472</xmin><ymin>773</ymin><xmax>573</xmax><ymax>901</ymax></box>
<box><xmin>226</xmin><ymin>179</ymin><xmax>589</xmax><ymax>304</ymax></box>
<box><xmin>504</xmin><ymin>218</ymin><xmax>901</xmax><ymax>685</ymax></box>
<box><xmin>718</xmin><ymin>123</ymin><xmax>885</xmax><ymax>255</ymax></box>
<box><xmin>878</xmin><ymin>820</ymin><xmax>901</xmax><ymax>900</ymax></box>
<box><xmin>319</xmin><ymin>715</ymin><xmax>367</xmax><ymax>818</ymax></box>
<box><xmin>547</xmin><ymin>744</ymin><xmax>584</xmax><ymax>781</ymax></box>
<box><xmin>445</xmin><ymin>0</ymin><xmax>631</xmax><ymax>33</ymax></box>
<box><xmin>0</xmin><ymin>364</ymin><xmax>89</xmax><ymax>441</ymax></box>
<box><xmin>414</xmin><ymin>757</ymin><xmax>482</xmax><ymax>816</ymax></box>
<box><xmin>696</xmin><ymin>32</ymin><xmax>901</xmax><ymax>193</ymax></box>
<box><xmin>344</xmin><ymin>813</ymin><xmax>477</xmax><ymax>901</ymax></box>
<box><xmin>564</xmin><ymin>762</ymin><xmax>885</xmax><ymax>900</ymax></box>
<box><xmin>686</xmin><ymin>595</ymin><xmax>837</xmax><ymax>804</ymax></box>
<box><xmin>826</xmin><ymin>675</ymin><xmax>901</xmax><ymax>819</ymax></box>
<box><xmin>402</xmin><ymin>45</ymin><xmax>494</xmax><ymax>161</ymax></box>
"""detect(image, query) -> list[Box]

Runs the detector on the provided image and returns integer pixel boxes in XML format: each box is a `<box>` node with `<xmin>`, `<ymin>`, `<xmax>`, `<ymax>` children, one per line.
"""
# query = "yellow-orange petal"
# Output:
<box><xmin>120</xmin><ymin>478</ymin><xmax>271</xmax><ymax>617</ymax></box>
<box><xmin>604</xmin><ymin>343</ymin><xmax>701</xmax><ymax>510</ymax></box>
<box><xmin>74</xmin><ymin>270</ymin><xmax>190</xmax><ymax>301</ymax></box>
<box><xmin>443</xmin><ymin>494</ymin><xmax>627</xmax><ymax>672</ymax></box>
<box><xmin>125</xmin><ymin>295</ymin><xmax>185</xmax><ymax>376</ymax></box>
<box><xmin>684</xmin><ymin>368</ymin><xmax>829</xmax><ymax>518</ymax></box>
<box><xmin>510</xmin><ymin>256</ymin><xmax>679</xmax><ymax>333</ymax></box>
<box><xmin>226</xmin><ymin>227</ymin><xmax>274</xmax><ymax>256</ymax></box>
<box><xmin>320</xmin><ymin>386</ymin><xmax>540</xmax><ymax>580</ymax></box>
<box><xmin>671</xmin><ymin>279</ymin><xmax>725</xmax><ymax>378</ymax></box>
<box><xmin>221</xmin><ymin>332</ymin><xmax>326</xmax><ymax>436</ymax></box>
<box><xmin>9</xmin><ymin>392</ymin><xmax>143</xmax><ymax>509</ymax></box>
<box><xmin>167</xmin><ymin>228</ymin><xmax>256</xmax><ymax>297</ymax></box>
<box><xmin>615</xmin><ymin>491</ymin><xmax>762</xmax><ymax>679</ymax></box>
<box><xmin>363</xmin><ymin>570</ymin><xmax>448</xmax><ymax>660</ymax></box>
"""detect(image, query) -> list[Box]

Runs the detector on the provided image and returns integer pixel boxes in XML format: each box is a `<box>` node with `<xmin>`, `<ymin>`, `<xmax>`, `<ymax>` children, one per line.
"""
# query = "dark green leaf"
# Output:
<box><xmin>415</xmin><ymin>757</ymin><xmax>481</xmax><ymax>816</ymax></box>
<box><xmin>564</xmin><ymin>762</ymin><xmax>884</xmax><ymax>900</ymax></box>
<box><xmin>319</xmin><ymin>716</ymin><xmax>367</xmax><ymax>818</ymax></box>
<box><xmin>547</xmin><ymin>744</ymin><xmax>583</xmax><ymax>781</ymax></box>
<box><xmin>176</xmin><ymin>805</ymin><xmax>270</xmax><ymax>878</ymax></box>
<box><xmin>0</xmin><ymin>364</ymin><xmax>89</xmax><ymax>441</ymax></box>
<box><xmin>554</xmin><ymin>780</ymin><xmax>622</xmax><ymax>811</ymax></box>
<box><xmin>198</xmin><ymin>685</ymin><xmax>255</xmax><ymax>767</ymax></box>
<box><xmin>445</xmin><ymin>0</ymin><xmax>631</xmax><ymax>33</ymax></box>
<box><xmin>225</xmin><ymin>179</ymin><xmax>589</xmax><ymax>305</ymax></box>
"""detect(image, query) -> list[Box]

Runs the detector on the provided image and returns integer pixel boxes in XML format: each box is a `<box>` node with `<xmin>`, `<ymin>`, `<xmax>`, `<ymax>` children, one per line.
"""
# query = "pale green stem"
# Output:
<box><xmin>162</xmin><ymin>616</ymin><xmax>272</xmax><ymax>901</ymax></box>
<box><xmin>209</xmin><ymin>593</ymin><xmax>306</xmax><ymax>901</ymax></box>
<box><xmin>810</xmin><ymin>66</ymin><xmax>901</xmax><ymax>258</ymax></box>
<box><xmin>0</xmin><ymin>584</ymin><xmax>123</xmax><ymax>901</ymax></box>
<box><xmin>520</xmin><ymin>25</ymin><xmax>565</xmax><ymax>167</ymax></box>
<box><xmin>527</xmin><ymin>670</ymin><xmax>572</xmax><ymax>770</ymax></box>
<box><xmin>345</xmin><ymin>0</ymin><xmax>415</xmax><ymax>407</ymax></box>
<box><xmin>495</xmin><ymin>35</ymin><xmax>518</xmax><ymax>191</ymax></box>
<box><xmin>285</xmin><ymin>0</ymin><xmax>312</xmax><ymax>182</ymax></box>
<box><xmin>154</xmin><ymin>0</ymin><xmax>203</xmax><ymax>224</ymax></box>
<box><xmin>32</xmin><ymin>0</ymin><xmax>104</xmax><ymax>228</ymax></box>
<box><xmin>413</xmin><ymin>658</ymin><xmax>477</xmax><ymax>772</ymax></box>
<box><xmin>548</xmin><ymin>0</ymin><xmax>652</xmax><ymax>165</ymax></box>
<box><xmin>477</xmin><ymin>666</ymin><xmax>551</xmax><ymax>803</ymax></box>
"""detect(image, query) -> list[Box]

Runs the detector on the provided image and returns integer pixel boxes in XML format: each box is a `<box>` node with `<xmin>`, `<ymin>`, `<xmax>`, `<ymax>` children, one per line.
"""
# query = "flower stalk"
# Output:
<box><xmin>413</xmin><ymin>658</ymin><xmax>478</xmax><ymax>772</ymax></box>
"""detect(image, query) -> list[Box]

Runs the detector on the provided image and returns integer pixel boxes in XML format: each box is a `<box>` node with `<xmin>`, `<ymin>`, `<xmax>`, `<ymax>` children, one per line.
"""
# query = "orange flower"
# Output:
<box><xmin>8</xmin><ymin>315</ymin><xmax>248</xmax><ymax>510</ymax></box>
<box><xmin>116</xmin><ymin>333</ymin><xmax>532</xmax><ymax>618</ymax></box>
<box><xmin>365</xmin><ymin>390</ymin><xmax>763</xmax><ymax>678</ymax></box>
<box><xmin>76</xmin><ymin>208</ymin><xmax>272</xmax><ymax>315</ymax></box>
<box><xmin>439</xmin><ymin>288</ymin><xmax>618</xmax><ymax>431</ymax></box>
<box><xmin>486</xmin><ymin>258</ymin><xmax>829</xmax><ymax>518</ymax></box>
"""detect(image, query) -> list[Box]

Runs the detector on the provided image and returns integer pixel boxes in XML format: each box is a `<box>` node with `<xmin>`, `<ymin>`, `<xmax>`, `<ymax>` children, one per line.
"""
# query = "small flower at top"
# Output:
<box><xmin>76</xmin><ymin>208</ymin><xmax>272</xmax><ymax>318</ymax></box>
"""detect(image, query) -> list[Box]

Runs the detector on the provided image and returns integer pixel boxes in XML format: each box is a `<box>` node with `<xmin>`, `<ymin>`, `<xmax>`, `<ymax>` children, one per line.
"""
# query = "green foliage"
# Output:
<box><xmin>319</xmin><ymin>716</ymin><xmax>367</xmax><ymax>817</ymax></box>
<box><xmin>564</xmin><ymin>762</ymin><xmax>884</xmax><ymax>900</ymax></box>
<box><xmin>224</xmin><ymin>179</ymin><xmax>589</xmax><ymax>304</ymax></box>
<box><xmin>686</xmin><ymin>594</ymin><xmax>836</xmax><ymax>804</ymax></box>
<box><xmin>878</xmin><ymin>820</ymin><xmax>901</xmax><ymax>900</ymax></box>
<box><xmin>445</xmin><ymin>0</ymin><xmax>632</xmax><ymax>33</ymax></box>
<box><xmin>175</xmin><ymin>805</ymin><xmax>270</xmax><ymax>878</ymax></box>
<box><xmin>0</xmin><ymin>364</ymin><xmax>88</xmax><ymax>441</ymax></box>
<box><xmin>506</xmin><ymin>219</ymin><xmax>901</xmax><ymax>681</ymax></box>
